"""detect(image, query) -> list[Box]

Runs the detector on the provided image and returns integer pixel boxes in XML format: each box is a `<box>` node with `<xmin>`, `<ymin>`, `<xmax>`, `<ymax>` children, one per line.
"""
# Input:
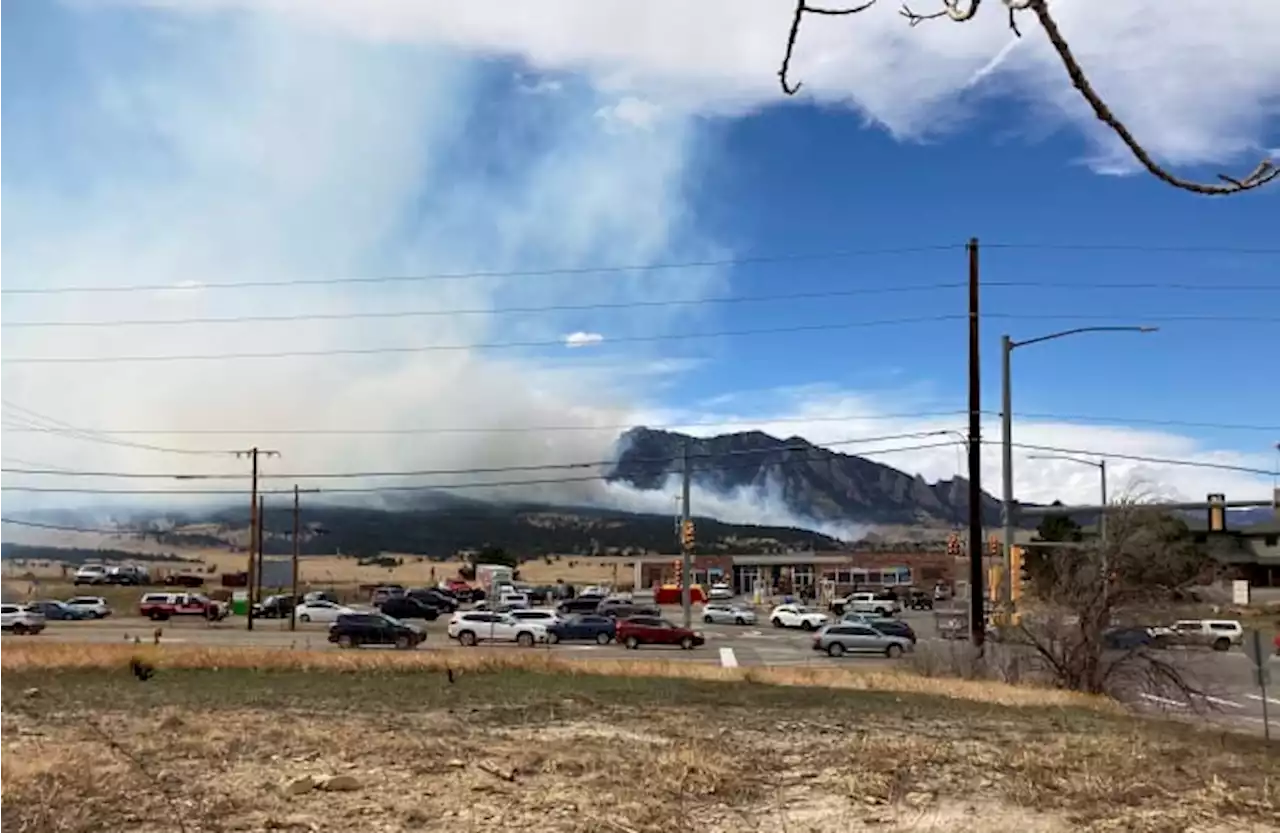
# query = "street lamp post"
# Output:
<box><xmin>1001</xmin><ymin>326</ymin><xmax>1156</xmax><ymax>608</ymax></box>
<box><xmin>1025</xmin><ymin>455</ymin><xmax>1108</xmax><ymax>543</ymax></box>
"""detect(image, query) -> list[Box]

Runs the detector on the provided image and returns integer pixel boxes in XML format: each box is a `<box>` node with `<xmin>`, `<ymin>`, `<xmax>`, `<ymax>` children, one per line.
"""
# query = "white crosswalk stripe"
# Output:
<box><xmin>1139</xmin><ymin>692</ymin><xmax>1189</xmax><ymax>708</ymax></box>
<box><xmin>1245</xmin><ymin>693</ymin><xmax>1280</xmax><ymax>707</ymax></box>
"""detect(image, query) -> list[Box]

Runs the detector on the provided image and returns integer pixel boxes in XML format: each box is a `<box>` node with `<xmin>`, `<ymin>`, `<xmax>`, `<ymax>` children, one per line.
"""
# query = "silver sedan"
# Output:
<box><xmin>811</xmin><ymin>623</ymin><xmax>913</xmax><ymax>658</ymax></box>
<box><xmin>700</xmin><ymin>603</ymin><xmax>757</xmax><ymax>626</ymax></box>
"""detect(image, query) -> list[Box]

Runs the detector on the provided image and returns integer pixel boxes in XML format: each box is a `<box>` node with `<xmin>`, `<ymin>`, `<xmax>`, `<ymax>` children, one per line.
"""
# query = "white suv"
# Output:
<box><xmin>837</xmin><ymin>592</ymin><xmax>901</xmax><ymax>617</ymax></box>
<box><xmin>769</xmin><ymin>604</ymin><xmax>829</xmax><ymax>631</ymax></box>
<box><xmin>73</xmin><ymin>564</ymin><xmax>109</xmax><ymax>585</ymax></box>
<box><xmin>65</xmin><ymin>596</ymin><xmax>111</xmax><ymax>618</ymax></box>
<box><xmin>448</xmin><ymin>612</ymin><xmax>547</xmax><ymax>647</ymax></box>
<box><xmin>1</xmin><ymin>604</ymin><xmax>47</xmax><ymax>635</ymax></box>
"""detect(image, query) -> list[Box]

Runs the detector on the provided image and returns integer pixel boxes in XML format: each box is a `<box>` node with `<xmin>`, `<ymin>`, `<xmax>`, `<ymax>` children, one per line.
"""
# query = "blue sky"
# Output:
<box><xmin>2</xmin><ymin>0</ymin><xmax>1278</xmax><ymax>526</ymax></box>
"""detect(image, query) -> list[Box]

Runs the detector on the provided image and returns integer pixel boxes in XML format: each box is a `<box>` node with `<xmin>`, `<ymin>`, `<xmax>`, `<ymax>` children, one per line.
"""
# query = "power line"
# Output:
<box><xmin>0</xmin><ymin>315</ymin><xmax>966</xmax><ymax>364</ymax></box>
<box><xmin>0</xmin><ymin>517</ymin><xmax>140</xmax><ymax>535</ymax></box>
<box><xmin>0</xmin><ymin>244</ymin><xmax>963</xmax><ymax>296</ymax></box>
<box><xmin>1</xmin><ymin>402</ymin><xmax>236</xmax><ymax>456</ymax></box>
<box><xmin>982</xmin><ymin>242</ymin><xmax>1280</xmax><ymax>254</ymax></box>
<box><xmin>988</xmin><ymin>281</ymin><xmax>1280</xmax><ymax>292</ymax></box>
<box><xmin>0</xmin><ymin>283</ymin><xmax>967</xmax><ymax>329</ymax></box>
<box><xmin>1001</xmin><ymin>441</ymin><xmax>1279</xmax><ymax>477</ymax></box>
<box><xmin>993</xmin><ymin>412</ymin><xmax>1279</xmax><ymax>433</ymax></box>
<box><xmin>0</xmin><ymin>439</ymin><xmax>961</xmax><ymax>495</ymax></box>
<box><xmin>0</xmin><ymin>431</ymin><xmax>959</xmax><ymax>481</ymax></box>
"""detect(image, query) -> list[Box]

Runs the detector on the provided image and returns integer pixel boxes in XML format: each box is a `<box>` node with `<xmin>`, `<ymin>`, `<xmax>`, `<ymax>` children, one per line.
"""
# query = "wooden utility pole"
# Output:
<box><xmin>680</xmin><ymin>442</ymin><xmax>692</xmax><ymax>630</ymax></box>
<box><xmin>255</xmin><ymin>495</ymin><xmax>265</xmax><ymax>607</ymax></box>
<box><xmin>290</xmin><ymin>484</ymin><xmax>300</xmax><ymax>632</ymax></box>
<box><xmin>966</xmin><ymin>238</ymin><xmax>985</xmax><ymax>648</ymax></box>
<box><xmin>236</xmin><ymin>446</ymin><xmax>279</xmax><ymax>631</ymax></box>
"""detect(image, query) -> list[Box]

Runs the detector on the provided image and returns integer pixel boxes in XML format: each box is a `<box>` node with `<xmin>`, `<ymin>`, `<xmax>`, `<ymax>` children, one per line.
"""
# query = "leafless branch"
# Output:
<box><xmin>779</xmin><ymin>0</ymin><xmax>880</xmax><ymax>95</ymax></box>
<box><xmin>779</xmin><ymin>0</ymin><xmax>1278</xmax><ymax>195</ymax></box>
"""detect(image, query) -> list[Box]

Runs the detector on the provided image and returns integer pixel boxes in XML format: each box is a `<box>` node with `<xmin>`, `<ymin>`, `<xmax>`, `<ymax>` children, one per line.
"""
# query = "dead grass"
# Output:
<box><xmin>3</xmin><ymin>693</ymin><xmax>1276</xmax><ymax>833</ymax></box>
<box><xmin>0</xmin><ymin>641</ymin><xmax>1116</xmax><ymax>712</ymax></box>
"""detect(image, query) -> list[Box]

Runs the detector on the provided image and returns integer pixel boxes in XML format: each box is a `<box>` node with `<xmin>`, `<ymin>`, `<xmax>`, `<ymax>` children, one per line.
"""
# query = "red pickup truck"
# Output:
<box><xmin>139</xmin><ymin>592</ymin><xmax>227</xmax><ymax>622</ymax></box>
<box><xmin>616</xmin><ymin>616</ymin><xmax>705</xmax><ymax>650</ymax></box>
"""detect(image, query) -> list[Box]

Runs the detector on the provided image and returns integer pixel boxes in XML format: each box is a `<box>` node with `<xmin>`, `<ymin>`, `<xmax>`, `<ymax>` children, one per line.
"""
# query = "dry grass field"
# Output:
<box><xmin>3</xmin><ymin>643</ymin><xmax>1277</xmax><ymax>833</ymax></box>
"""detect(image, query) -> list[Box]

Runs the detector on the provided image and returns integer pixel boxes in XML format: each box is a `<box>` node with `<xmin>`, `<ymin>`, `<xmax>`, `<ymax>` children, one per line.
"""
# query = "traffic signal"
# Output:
<box><xmin>988</xmin><ymin>564</ymin><xmax>1005</xmax><ymax>603</ymax></box>
<box><xmin>1207</xmin><ymin>493</ymin><xmax>1226</xmax><ymax>532</ymax></box>
<box><xmin>946</xmin><ymin>532</ymin><xmax>961</xmax><ymax>556</ymax></box>
<box><xmin>1009</xmin><ymin>546</ymin><xmax>1026</xmax><ymax>602</ymax></box>
<box><xmin>680</xmin><ymin>519</ymin><xmax>696</xmax><ymax>550</ymax></box>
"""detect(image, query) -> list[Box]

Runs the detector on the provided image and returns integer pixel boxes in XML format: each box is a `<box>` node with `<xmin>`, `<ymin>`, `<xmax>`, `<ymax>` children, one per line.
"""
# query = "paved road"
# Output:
<box><xmin>9</xmin><ymin>608</ymin><xmax>1278</xmax><ymax>737</ymax></box>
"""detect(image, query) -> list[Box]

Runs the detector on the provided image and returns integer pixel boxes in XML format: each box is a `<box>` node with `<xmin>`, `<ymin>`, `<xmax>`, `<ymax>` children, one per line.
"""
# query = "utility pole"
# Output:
<box><xmin>966</xmin><ymin>237</ymin><xmax>985</xmax><ymax>647</ymax></box>
<box><xmin>255</xmin><ymin>495</ymin><xmax>265</xmax><ymax>608</ymax></box>
<box><xmin>681</xmin><ymin>442</ymin><xmax>692</xmax><ymax>630</ymax></box>
<box><xmin>290</xmin><ymin>484</ymin><xmax>300</xmax><ymax>632</ymax></box>
<box><xmin>236</xmin><ymin>446</ymin><xmax>279</xmax><ymax>631</ymax></box>
<box><xmin>1000</xmin><ymin>334</ymin><xmax>1015</xmax><ymax>614</ymax></box>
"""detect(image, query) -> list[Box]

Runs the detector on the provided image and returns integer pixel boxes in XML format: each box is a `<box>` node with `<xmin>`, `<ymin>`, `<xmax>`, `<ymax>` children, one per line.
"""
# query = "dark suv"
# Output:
<box><xmin>379</xmin><ymin>595</ymin><xmax>441</xmax><ymax>621</ymax></box>
<box><xmin>557</xmin><ymin>595</ymin><xmax>605</xmax><ymax>615</ymax></box>
<box><xmin>329</xmin><ymin>612</ymin><xmax>425</xmax><ymax>649</ymax></box>
<box><xmin>406</xmin><ymin>588</ymin><xmax>458</xmax><ymax>613</ymax></box>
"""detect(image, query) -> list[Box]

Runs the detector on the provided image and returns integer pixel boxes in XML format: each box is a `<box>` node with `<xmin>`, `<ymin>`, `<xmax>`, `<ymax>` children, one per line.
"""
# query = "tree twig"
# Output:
<box><xmin>779</xmin><ymin>0</ymin><xmax>880</xmax><ymax>94</ymax></box>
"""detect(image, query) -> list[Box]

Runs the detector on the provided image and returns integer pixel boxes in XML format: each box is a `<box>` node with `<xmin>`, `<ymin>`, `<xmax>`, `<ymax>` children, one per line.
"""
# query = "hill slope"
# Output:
<box><xmin>610</xmin><ymin>427</ymin><xmax>1005</xmax><ymax>527</ymax></box>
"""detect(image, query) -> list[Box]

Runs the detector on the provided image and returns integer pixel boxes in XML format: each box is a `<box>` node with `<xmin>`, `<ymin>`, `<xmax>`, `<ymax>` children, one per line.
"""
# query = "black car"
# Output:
<box><xmin>557</xmin><ymin>595</ymin><xmax>605</xmax><ymax>615</ymax></box>
<box><xmin>406</xmin><ymin>588</ymin><xmax>457</xmax><ymax>613</ymax></box>
<box><xmin>546</xmin><ymin>614</ymin><xmax>616</xmax><ymax>645</ymax></box>
<box><xmin>871</xmin><ymin>619</ymin><xmax>917</xmax><ymax>644</ymax></box>
<box><xmin>328</xmin><ymin>612</ymin><xmax>425</xmax><ymax>649</ymax></box>
<box><xmin>252</xmin><ymin>595</ymin><xmax>296</xmax><ymax>619</ymax></box>
<box><xmin>1103</xmin><ymin>627</ymin><xmax>1155</xmax><ymax>651</ymax></box>
<box><xmin>27</xmin><ymin>600</ymin><xmax>90</xmax><ymax>620</ymax></box>
<box><xmin>598</xmin><ymin>603</ymin><xmax>661</xmax><ymax>620</ymax></box>
<box><xmin>379</xmin><ymin>595</ymin><xmax>441</xmax><ymax>621</ymax></box>
<box><xmin>906</xmin><ymin>591</ymin><xmax>934</xmax><ymax>611</ymax></box>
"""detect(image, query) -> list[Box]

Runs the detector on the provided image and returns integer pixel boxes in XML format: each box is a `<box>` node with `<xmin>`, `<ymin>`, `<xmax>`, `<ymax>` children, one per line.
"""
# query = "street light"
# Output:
<box><xmin>1025</xmin><ymin>454</ymin><xmax>1107</xmax><ymax>542</ymax></box>
<box><xmin>1000</xmin><ymin>326</ymin><xmax>1157</xmax><ymax>607</ymax></box>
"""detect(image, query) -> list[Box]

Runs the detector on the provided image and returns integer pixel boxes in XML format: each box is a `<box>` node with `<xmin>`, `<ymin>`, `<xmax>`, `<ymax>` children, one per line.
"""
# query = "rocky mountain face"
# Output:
<box><xmin>609</xmin><ymin>427</ymin><xmax>1006</xmax><ymax>527</ymax></box>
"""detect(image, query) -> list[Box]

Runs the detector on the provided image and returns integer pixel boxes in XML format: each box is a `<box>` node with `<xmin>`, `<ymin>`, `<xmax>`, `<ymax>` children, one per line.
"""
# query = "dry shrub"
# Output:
<box><xmin>1</xmin><ymin>641</ymin><xmax>1114</xmax><ymax>712</ymax></box>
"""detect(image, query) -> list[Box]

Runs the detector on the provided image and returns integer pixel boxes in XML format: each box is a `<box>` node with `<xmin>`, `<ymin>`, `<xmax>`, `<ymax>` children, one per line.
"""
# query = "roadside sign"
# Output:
<box><xmin>1245</xmin><ymin>629</ymin><xmax>1268</xmax><ymax>669</ymax></box>
<box><xmin>1233</xmin><ymin>580</ymin><xmax>1251</xmax><ymax>606</ymax></box>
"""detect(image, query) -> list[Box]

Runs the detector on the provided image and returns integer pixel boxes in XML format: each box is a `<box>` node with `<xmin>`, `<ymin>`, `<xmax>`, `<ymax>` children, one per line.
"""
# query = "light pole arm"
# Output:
<box><xmin>1009</xmin><ymin>325</ymin><xmax>1158</xmax><ymax>350</ymax></box>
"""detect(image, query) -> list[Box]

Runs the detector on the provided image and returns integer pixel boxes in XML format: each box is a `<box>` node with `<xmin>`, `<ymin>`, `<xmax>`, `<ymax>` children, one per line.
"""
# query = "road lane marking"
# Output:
<box><xmin>718</xmin><ymin>647</ymin><xmax>739</xmax><ymax>668</ymax></box>
<box><xmin>1139</xmin><ymin>693</ymin><xmax>1189</xmax><ymax>708</ymax></box>
<box><xmin>1203</xmin><ymin>695</ymin><xmax>1245</xmax><ymax>710</ymax></box>
<box><xmin>1246</xmin><ymin>694</ymin><xmax>1280</xmax><ymax>707</ymax></box>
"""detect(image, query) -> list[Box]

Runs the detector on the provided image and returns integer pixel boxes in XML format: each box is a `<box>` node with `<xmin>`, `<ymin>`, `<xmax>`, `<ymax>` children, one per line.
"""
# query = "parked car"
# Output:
<box><xmin>26</xmin><ymin>600</ymin><xmax>91</xmax><ymax>621</ymax></box>
<box><xmin>65</xmin><ymin>596</ymin><xmax>111</xmax><ymax>619</ymax></box>
<box><xmin>812</xmin><ymin>623</ymin><xmax>913</xmax><ymax>658</ymax></box>
<box><xmin>1151</xmin><ymin>619</ymin><xmax>1243</xmax><ymax>652</ymax></box>
<box><xmin>370</xmin><ymin>586</ymin><xmax>406</xmax><ymax>606</ymax></box>
<box><xmin>557</xmin><ymin>595</ymin><xmax>605</xmax><ymax>615</ymax></box>
<box><xmin>163</xmin><ymin>573</ymin><xmax>205</xmax><ymax>588</ymax></box>
<box><xmin>701</xmin><ymin>603</ymin><xmax>757</xmax><ymax>626</ymax></box>
<box><xmin>616</xmin><ymin>616</ymin><xmax>705</xmax><ymax>650</ymax></box>
<box><xmin>769</xmin><ymin>604</ymin><xmax>829</xmax><ymax>631</ymax></box>
<box><xmin>406</xmin><ymin>587</ymin><xmax>458</xmax><ymax>613</ymax></box>
<box><xmin>598</xmin><ymin>602</ymin><xmax>661</xmax><ymax>620</ymax></box>
<box><xmin>105</xmin><ymin>565</ymin><xmax>151</xmax><ymax>586</ymax></box>
<box><xmin>509</xmin><ymin>608</ymin><xmax>561</xmax><ymax>627</ymax></box>
<box><xmin>906</xmin><ymin>590</ymin><xmax>934</xmax><ymax>611</ymax></box>
<box><xmin>328</xmin><ymin>612</ymin><xmax>425</xmax><ymax>649</ymax></box>
<box><xmin>1103</xmin><ymin>626</ymin><xmax>1155</xmax><ymax>651</ymax></box>
<box><xmin>839</xmin><ymin>615</ymin><xmax>916</xmax><ymax>644</ymax></box>
<box><xmin>498</xmin><ymin>590</ymin><xmax>531</xmax><ymax>610</ymax></box>
<box><xmin>546</xmin><ymin>614</ymin><xmax>616</xmax><ymax>645</ymax></box>
<box><xmin>73</xmin><ymin>564</ymin><xmax>109</xmax><ymax>585</ymax></box>
<box><xmin>139</xmin><ymin>592</ymin><xmax>227</xmax><ymax>621</ymax></box>
<box><xmin>707</xmin><ymin>582</ymin><xmax>734</xmax><ymax>601</ymax></box>
<box><xmin>0</xmin><ymin>604</ymin><xmax>46</xmax><ymax>635</ymax></box>
<box><xmin>295</xmin><ymin>599</ymin><xmax>356</xmax><ymax>624</ymax></box>
<box><xmin>447</xmin><ymin>612</ymin><xmax>547</xmax><ymax>647</ymax></box>
<box><xmin>830</xmin><ymin>592</ymin><xmax>900</xmax><ymax>617</ymax></box>
<box><xmin>252</xmin><ymin>594</ymin><xmax>296</xmax><ymax>619</ymax></box>
<box><xmin>378</xmin><ymin>595</ymin><xmax>441</xmax><ymax>621</ymax></box>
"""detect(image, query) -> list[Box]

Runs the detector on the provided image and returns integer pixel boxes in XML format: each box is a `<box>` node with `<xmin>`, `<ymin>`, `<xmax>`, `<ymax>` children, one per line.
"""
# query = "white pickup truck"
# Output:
<box><xmin>831</xmin><ymin>592</ymin><xmax>901</xmax><ymax>617</ymax></box>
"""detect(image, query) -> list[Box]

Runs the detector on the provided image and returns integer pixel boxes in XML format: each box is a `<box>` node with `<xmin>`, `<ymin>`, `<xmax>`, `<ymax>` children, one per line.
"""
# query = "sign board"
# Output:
<box><xmin>258</xmin><ymin>557</ymin><xmax>293</xmax><ymax>589</ymax></box>
<box><xmin>1233</xmin><ymin>579</ymin><xmax>1251</xmax><ymax>606</ymax></box>
<box><xmin>1244</xmin><ymin>629</ymin><xmax>1268</xmax><ymax>669</ymax></box>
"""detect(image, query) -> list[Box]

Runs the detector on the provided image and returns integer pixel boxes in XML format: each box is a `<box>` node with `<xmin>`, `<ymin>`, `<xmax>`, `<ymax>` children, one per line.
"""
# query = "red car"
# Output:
<box><xmin>616</xmin><ymin>616</ymin><xmax>705</xmax><ymax>650</ymax></box>
<box><xmin>139</xmin><ymin>592</ymin><xmax>227</xmax><ymax>622</ymax></box>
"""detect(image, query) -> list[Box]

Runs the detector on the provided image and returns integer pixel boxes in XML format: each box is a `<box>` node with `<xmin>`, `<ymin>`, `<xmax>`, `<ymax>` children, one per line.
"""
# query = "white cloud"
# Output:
<box><xmin>595</xmin><ymin>96</ymin><xmax>661</xmax><ymax>132</ymax></box>
<box><xmin>131</xmin><ymin>0</ymin><xmax>1280</xmax><ymax>172</ymax></box>
<box><xmin>563</xmin><ymin>331</ymin><xmax>605</xmax><ymax>348</ymax></box>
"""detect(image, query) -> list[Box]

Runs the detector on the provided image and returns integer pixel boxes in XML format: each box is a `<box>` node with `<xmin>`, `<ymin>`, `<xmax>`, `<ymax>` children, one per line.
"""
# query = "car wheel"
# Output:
<box><xmin>458</xmin><ymin>630</ymin><xmax>477</xmax><ymax>647</ymax></box>
<box><xmin>1213</xmin><ymin>638</ymin><xmax>1231</xmax><ymax>652</ymax></box>
<box><xmin>735</xmin><ymin>617</ymin><xmax>746</xmax><ymax>626</ymax></box>
<box><xmin>703</xmin><ymin>615</ymin><xmax>714</xmax><ymax>624</ymax></box>
<box><xmin>595</xmin><ymin>632</ymin><xmax>610</xmax><ymax>645</ymax></box>
<box><xmin>12</xmin><ymin>624</ymin><xmax>28</xmax><ymax>636</ymax></box>
<box><xmin>886</xmin><ymin>644</ymin><xmax>903</xmax><ymax>658</ymax></box>
<box><xmin>395</xmin><ymin>635</ymin><xmax>412</xmax><ymax>650</ymax></box>
<box><xmin>680</xmin><ymin>636</ymin><xmax>694</xmax><ymax>650</ymax></box>
<box><xmin>801</xmin><ymin>620</ymin><xmax>815</xmax><ymax>631</ymax></box>
<box><xmin>299</xmin><ymin>614</ymin><xmax>311</xmax><ymax>623</ymax></box>
<box><xmin>517</xmin><ymin>632</ymin><xmax>534</xmax><ymax>647</ymax></box>
<box><xmin>547</xmin><ymin>632</ymin><xmax>561</xmax><ymax>645</ymax></box>
<box><xmin>827</xmin><ymin>642</ymin><xmax>845</xmax><ymax>658</ymax></box>
<box><xmin>337</xmin><ymin>634</ymin><xmax>354</xmax><ymax>649</ymax></box>
<box><xmin>625</xmin><ymin>635</ymin><xmax>640</xmax><ymax>650</ymax></box>
<box><xmin>771</xmin><ymin>618</ymin><xmax>783</xmax><ymax>629</ymax></box>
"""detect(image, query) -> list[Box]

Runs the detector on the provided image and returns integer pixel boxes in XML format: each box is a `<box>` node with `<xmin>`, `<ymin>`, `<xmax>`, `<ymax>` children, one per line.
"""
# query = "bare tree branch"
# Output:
<box><xmin>779</xmin><ymin>0</ymin><xmax>880</xmax><ymax>95</ymax></box>
<box><xmin>779</xmin><ymin>0</ymin><xmax>1278</xmax><ymax>195</ymax></box>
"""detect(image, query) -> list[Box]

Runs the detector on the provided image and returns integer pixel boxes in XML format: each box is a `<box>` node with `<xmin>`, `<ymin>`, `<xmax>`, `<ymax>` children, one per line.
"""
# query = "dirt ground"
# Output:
<box><xmin>2</xmin><ymin>650</ymin><xmax>1277</xmax><ymax>833</ymax></box>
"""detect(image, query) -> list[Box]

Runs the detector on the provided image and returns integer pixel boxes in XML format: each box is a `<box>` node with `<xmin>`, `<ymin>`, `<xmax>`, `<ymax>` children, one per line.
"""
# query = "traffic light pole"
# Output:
<box><xmin>680</xmin><ymin>442</ymin><xmax>693</xmax><ymax>630</ymax></box>
<box><xmin>966</xmin><ymin>238</ymin><xmax>985</xmax><ymax>648</ymax></box>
